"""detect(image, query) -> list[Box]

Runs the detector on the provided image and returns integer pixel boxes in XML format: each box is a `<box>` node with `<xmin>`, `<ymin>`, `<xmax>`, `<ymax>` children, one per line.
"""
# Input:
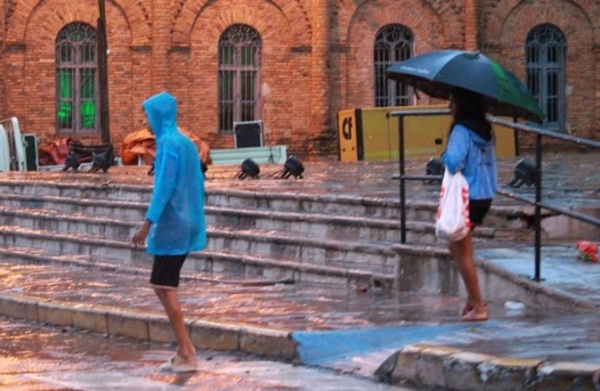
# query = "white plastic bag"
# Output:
<box><xmin>435</xmin><ymin>170</ymin><xmax>470</xmax><ymax>241</ymax></box>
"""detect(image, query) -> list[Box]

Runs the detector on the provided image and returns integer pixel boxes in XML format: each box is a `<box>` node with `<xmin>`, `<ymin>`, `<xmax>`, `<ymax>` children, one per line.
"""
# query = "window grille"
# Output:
<box><xmin>526</xmin><ymin>24</ymin><xmax>566</xmax><ymax>130</ymax></box>
<box><xmin>374</xmin><ymin>25</ymin><xmax>413</xmax><ymax>107</ymax></box>
<box><xmin>218</xmin><ymin>24</ymin><xmax>261</xmax><ymax>134</ymax></box>
<box><xmin>55</xmin><ymin>23</ymin><xmax>99</xmax><ymax>133</ymax></box>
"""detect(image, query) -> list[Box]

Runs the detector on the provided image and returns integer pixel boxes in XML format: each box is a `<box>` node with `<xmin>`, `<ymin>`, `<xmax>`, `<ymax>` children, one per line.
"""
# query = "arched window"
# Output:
<box><xmin>525</xmin><ymin>24</ymin><xmax>566</xmax><ymax>130</ymax></box>
<box><xmin>55</xmin><ymin>23</ymin><xmax>98</xmax><ymax>133</ymax></box>
<box><xmin>374</xmin><ymin>24</ymin><xmax>413</xmax><ymax>107</ymax></box>
<box><xmin>218</xmin><ymin>24</ymin><xmax>261</xmax><ymax>134</ymax></box>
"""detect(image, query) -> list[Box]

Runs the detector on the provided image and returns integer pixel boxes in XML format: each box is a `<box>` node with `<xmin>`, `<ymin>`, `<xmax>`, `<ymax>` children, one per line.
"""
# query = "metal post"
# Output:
<box><xmin>97</xmin><ymin>0</ymin><xmax>111</xmax><ymax>143</ymax></box>
<box><xmin>390</xmin><ymin>108</ymin><xmax>450</xmax><ymax>245</ymax></box>
<box><xmin>399</xmin><ymin>115</ymin><xmax>406</xmax><ymax>244</ymax></box>
<box><xmin>533</xmin><ymin>134</ymin><xmax>542</xmax><ymax>281</ymax></box>
<box><xmin>513</xmin><ymin>115</ymin><xmax>520</xmax><ymax>156</ymax></box>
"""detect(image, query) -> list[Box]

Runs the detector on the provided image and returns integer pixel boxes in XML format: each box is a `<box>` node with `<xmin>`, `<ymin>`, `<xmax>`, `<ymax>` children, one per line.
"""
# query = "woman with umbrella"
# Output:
<box><xmin>442</xmin><ymin>87</ymin><xmax>496</xmax><ymax>321</ymax></box>
<box><xmin>388</xmin><ymin>49</ymin><xmax>544</xmax><ymax>322</ymax></box>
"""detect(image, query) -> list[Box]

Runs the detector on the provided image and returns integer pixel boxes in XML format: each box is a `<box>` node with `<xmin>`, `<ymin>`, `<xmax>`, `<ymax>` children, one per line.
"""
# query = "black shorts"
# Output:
<box><xmin>150</xmin><ymin>254</ymin><xmax>188</xmax><ymax>288</ymax></box>
<box><xmin>469</xmin><ymin>199</ymin><xmax>492</xmax><ymax>226</ymax></box>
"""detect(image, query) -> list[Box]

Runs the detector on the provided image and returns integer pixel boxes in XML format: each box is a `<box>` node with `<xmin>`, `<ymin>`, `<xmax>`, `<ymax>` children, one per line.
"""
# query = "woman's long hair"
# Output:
<box><xmin>449</xmin><ymin>87</ymin><xmax>492</xmax><ymax>140</ymax></box>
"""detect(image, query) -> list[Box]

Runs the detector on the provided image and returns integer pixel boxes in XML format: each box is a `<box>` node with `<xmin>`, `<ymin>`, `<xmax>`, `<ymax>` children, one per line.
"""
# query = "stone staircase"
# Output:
<box><xmin>0</xmin><ymin>164</ymin><xmax>538</xmax><ymax>294</ymax></box>
<box><xmin>0</xmin><ymin>168</ymin><xmax>527</xmax><ymax>291</ymax></box>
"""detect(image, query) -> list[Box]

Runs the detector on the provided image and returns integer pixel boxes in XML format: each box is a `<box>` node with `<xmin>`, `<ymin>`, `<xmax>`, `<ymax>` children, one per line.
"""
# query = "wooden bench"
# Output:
<box><xmin>210</xmin><ymin>145</ymin><xmax>288</xmax><ymax>166</ymax></box>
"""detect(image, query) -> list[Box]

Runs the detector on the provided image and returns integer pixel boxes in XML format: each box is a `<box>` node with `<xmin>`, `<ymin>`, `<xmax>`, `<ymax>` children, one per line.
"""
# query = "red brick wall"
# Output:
<box><xmin>1</xmin><ymin>0</ymin><xmax>600</xmax><ymax>160</ymax></box>
<box><xmin>0</xmin><ymin>1</ymin><xmax>5</xmax><ymax>116</ymax></box>
<box><xmin>464</xmin><ymin>0</ymin><xmax>480</xmax><ymax>50</ymax></box>
<box><xmin>343</xmin><ymin>0</ymin><xmax>463</xmax><ymax>111</ymax></box>
<box><xmin>481</xmin><ymin>0</ymin><xmax>600</xmax><ymax>149</ymax></box>
<box><xmin>3</xmin><ymin>0</ymin><xmax>152</xmax><ymax>151</ymax></box>
<box><xmin>171</xmin><ymin>0</ymin><xmax>313</xmax><ymax>155</ymax></box>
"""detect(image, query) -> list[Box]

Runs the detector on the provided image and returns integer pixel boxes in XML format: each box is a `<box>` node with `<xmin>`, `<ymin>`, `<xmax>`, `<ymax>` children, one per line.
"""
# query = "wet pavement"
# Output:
<box><xmin>1</xmin><ymin>151</ymin><xmax>600</xmax><ymax>389</ymax></box>
<box><xmin>2</xmin><ymin>252</ymin><xmax>600</xmax><ymax>378</ymax></box>
<box><xmin>0</xmin><ymin>258</ymin><xmax>469</xmax><ymax>330</ymax></box>
<box><xmin>0</xmin><ymin>316</ymin><xmax>411</xmax><ymax>390</ymax></box>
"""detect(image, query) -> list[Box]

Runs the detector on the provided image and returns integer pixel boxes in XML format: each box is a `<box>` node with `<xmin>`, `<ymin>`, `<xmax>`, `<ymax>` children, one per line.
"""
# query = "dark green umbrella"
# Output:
<box><xmin>387</xmin><ymin>50</ymin><xmax>544</xmax><ymax>123</ymax></box>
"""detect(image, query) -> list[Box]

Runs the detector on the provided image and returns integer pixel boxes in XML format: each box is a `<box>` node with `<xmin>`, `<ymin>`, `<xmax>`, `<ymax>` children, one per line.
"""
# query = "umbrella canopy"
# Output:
<box><xmin>387</xmin><ymin>50</ymin><xmax>544</xmax><ymax>123</ymax></box>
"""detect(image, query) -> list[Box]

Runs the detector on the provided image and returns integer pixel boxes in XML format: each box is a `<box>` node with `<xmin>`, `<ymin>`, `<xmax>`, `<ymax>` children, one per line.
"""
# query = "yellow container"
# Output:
<box><xmin>337</xmin><ymin>105</ymin><xmax>516</xmax><ymax>161</ymax></box>
<box><xmin>336</xmin><ymin>108</ymin><xmax>360</xmax><ymax>162</ymax></box>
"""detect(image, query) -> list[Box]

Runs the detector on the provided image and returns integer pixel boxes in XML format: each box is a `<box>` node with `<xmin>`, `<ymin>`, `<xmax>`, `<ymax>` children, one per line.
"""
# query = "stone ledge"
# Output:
<box><xmin>240</xmin><ymin>325</ymin><xmax>297</xmax><ymax>360</ymax></box>
<box><xmin>375</xmin><ymin>344</ymin><xmax>600</xmax><ymax>391</ymax></box>
<box><xmin>477</xmin><ymin>258</ymin><xmax>599</xmax><ymax>311</ymax></box>
<box><xmin>534</xmin><ymin>362</ymin><xmax>600</xmax><ymax>390</ymax></box>
<box><xmin>0</xmin><ymin>294</ymin><xmax>39</xmax><ymax>321</ymax></box>
<box><xmin>0</xmin><ymin>293</ymin><xmax>298</xmax><ymax>362</ymax></box>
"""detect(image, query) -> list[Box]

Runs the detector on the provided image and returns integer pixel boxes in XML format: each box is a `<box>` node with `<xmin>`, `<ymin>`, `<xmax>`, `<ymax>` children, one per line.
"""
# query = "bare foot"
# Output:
<box><xmin>461</xmin><ymin>307</ymin><xmax>488</xmax><ymax>322</ymax></box>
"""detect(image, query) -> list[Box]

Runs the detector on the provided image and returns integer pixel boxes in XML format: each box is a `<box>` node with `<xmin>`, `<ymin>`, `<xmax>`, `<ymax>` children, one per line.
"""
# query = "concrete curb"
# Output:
<box><xmin>477</xmin><ymin>258</ymin><xmax>599</xmax><ymax>311</ymax></box>
<box><xmin>5</xmin><ymin>286</ymin><xmax>599</xmax><ymax>391</ymax></box>
<box><xmin>0</xmin><ymin>292</ymin><xmax>298</xmax><ymax>362</ymax></box>
<box><xmin>375</xmin><ymin>343</ymin><xmax>600</xmax><ymax>391</ymax></box>
<box><xmin>392</xmin><ymin>243</ymin><xmax>599</xmax><ymax>311</ymax></box>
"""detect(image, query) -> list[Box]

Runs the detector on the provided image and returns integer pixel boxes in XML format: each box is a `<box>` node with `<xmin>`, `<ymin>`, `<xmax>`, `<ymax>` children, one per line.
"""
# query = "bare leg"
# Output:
<box><xmin>448</xmin><ymin>232</ymin><xmax>487</xmax><ymax>315</ymax></box>
<box><xmin>154</xmin><ymin>287</ymin><xmax>197</xmax><ymax>361</ymax></box>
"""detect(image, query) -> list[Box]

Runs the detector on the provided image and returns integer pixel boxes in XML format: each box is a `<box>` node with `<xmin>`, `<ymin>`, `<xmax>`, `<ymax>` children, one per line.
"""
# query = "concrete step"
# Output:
<box><xmin>0</xmin><ymin>177</ymin><xmax>411</xmax><ymax>220</ymax></box>
<box><xmin>207</xmin><ymin>188</ymin><xmax>406</xmax><ymax>219</ymax></box>
<box><xmin>4</xmin><ymin>222</ymin><xmax>504</xmax><ymax>291</ymax></box>
<box><xmin>0</xmin><ymin>177</ymin><xmax>530</xmax><ymax>237</ymax></box>
<box><xmin>0</xmin><ymin>177</ymin><xmax>151</xmax><ymax>203</ymax></box>
<box><xmin>0</xmin><ymin>206</ymin><xmax>137</xmax><ymax>240</ymax></box>
<box><xmin>0</xmin><ymin>224</ymin><xmax>398</xmax><ymax>272</ymax></box>
<box><xmin>206</xmin><ymin>205</ymin><xmax>496</xmax><ymax>243</ymax></box>
<box><xmin>219</xmin><ymin>195</ymin><xmax>527</xmax><ymax>241</ymax></box>
<box><xmin>0</xmin><ymin>227</ymin><xmax>397</xmax><ymax>286</ymax></box>
<box><xmin>0</xmin><ymin>245</ymin><xmax>389</xmax><ymax>289</ymax></box>
<box><xmin>0</xmin><ymin>193</ymin><xmax>146</xmax><ymax>221</ymax></box>
<box><xmin>0</xmin><ymin>220</ymin><xmax>511</xmax><ymax>293</ymax></box>
<box><xmin>0</xmin><ymin>196</ymin><xmax>496</xmax><ymax>248</ymax></box>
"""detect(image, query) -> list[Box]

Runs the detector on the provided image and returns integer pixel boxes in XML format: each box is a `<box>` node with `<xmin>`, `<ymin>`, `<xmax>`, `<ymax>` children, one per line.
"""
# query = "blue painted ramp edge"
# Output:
<box><xmin>291</xmin><ymin>324</ymin><xmax>472</xmax><ymax>367</ymax></box>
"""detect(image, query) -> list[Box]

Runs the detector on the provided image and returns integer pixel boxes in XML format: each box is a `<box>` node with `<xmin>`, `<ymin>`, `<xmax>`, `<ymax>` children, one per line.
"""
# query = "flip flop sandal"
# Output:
<box><xmin>460</xmin><ymin>303</ymin><xmax>474</xmax><ymax>317</ymax></box>
<box><xmin>159</xmin><ymin>355</ymin><xmax>198</xmax><ymax>373</ymax></box>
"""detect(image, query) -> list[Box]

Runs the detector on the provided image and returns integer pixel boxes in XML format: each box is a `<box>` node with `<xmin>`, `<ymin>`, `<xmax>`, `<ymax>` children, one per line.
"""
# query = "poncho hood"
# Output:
<box><xmin>142</xmin><ymin>92</ymin><xmax>178</xmax><ymax>140</ymax></box>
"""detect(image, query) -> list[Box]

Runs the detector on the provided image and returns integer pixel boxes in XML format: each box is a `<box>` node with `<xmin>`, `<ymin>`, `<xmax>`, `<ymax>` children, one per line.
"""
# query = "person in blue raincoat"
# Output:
<box><xmin>442</xmin><ymin>87</ymin><xmax>497</xmax><ymax>322</ymax></box>
<box><xmin>132</xmin><ymin>91</ymin><xmax>207</xmax><ymax>372</ymax></box>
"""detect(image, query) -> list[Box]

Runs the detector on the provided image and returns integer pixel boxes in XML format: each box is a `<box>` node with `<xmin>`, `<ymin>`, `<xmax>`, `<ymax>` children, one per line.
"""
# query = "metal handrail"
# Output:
<box><xmin>390</xmin><ymin>108</ymin><xmax>450</xmax><ymax>244</ymax></box>
<box><xmin>391</xmin><ymin>110</ymin><xmax>600</xmax><ymax>282</ymax></box>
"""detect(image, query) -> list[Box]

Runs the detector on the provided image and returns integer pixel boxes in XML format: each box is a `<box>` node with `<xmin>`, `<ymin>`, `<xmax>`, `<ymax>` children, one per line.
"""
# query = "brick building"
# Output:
<box><xmin>0</xmin><ymin>0</ymin><xmax>598</xmax><ymax>159</ymax></box>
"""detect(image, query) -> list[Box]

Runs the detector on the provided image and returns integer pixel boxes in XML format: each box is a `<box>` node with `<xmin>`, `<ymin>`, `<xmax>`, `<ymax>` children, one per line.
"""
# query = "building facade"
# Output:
<box><xmin>0</xmin><ymin>0</ymin><xmax>598</xmax><ymax>159</ymax></box>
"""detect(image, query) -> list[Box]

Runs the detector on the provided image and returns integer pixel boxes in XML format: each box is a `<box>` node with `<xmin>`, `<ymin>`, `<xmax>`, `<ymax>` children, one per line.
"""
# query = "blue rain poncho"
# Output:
<box><xmin>142</xmin><ymin>92</ymin><xmax>207</xmax><ymax>255</ymax></box>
